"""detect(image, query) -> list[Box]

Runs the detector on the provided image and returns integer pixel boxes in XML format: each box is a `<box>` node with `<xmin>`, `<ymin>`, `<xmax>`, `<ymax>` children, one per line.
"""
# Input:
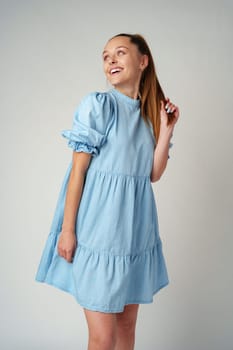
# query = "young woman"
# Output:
<box><xmin>35</xmin><ymin>33</ymin><xmax>180</xmax><ymax>350</ymax></box>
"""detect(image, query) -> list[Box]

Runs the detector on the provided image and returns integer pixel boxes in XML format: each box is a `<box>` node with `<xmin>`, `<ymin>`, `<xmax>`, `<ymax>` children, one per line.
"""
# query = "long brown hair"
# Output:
<box><xmin>111</xmin><ymin>33</ymin><xmax>172</xmax><ymax>142</ymax></box>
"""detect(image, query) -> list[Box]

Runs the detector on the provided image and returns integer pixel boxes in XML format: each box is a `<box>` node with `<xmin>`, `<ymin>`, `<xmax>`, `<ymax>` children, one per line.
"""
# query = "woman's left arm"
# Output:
<box><xmin>150</xmin><ymin>98</ymin><xmax>180</xmax><ymax>182</ymax></box>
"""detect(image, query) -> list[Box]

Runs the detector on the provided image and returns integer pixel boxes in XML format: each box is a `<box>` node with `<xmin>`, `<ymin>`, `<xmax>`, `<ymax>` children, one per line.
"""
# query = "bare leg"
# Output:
<box><xmin>83</xmin><ymin>308</ymin><xmax>117</xmax><ymax>350</ymax></box>
<box><xmin>115</xmin><ymin>304</ymin><xmax>139</xmax><ymax>350</ymax></box>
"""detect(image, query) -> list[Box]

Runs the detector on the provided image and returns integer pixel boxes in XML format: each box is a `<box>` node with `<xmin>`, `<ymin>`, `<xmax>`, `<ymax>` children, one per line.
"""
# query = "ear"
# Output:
<box><xmin>140</xmin><ymin>55</ymin><xmax>149</xmax><ymax>71</ymax></box>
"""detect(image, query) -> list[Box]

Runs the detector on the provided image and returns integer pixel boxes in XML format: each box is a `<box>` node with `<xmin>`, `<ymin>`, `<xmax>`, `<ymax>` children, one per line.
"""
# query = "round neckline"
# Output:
<box><xmin>109</xmin><ymin>88</ymin><xmax>140</xmax><ymax>108</ymax></box>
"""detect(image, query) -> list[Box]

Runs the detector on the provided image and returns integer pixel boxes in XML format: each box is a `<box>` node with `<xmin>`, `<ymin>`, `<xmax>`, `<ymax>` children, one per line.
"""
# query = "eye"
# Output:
<box><xmin>103</xmin><ymin>55</ymin><xmax>109</xmax><ymax>61</ymax></box>
<box><xmin>117</xmin><ymin>49</ymin><xmax>126</xmax><ymax>56</ymax></box>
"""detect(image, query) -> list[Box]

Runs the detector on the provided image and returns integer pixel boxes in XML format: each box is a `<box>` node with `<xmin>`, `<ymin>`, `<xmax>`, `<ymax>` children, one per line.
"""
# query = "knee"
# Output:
<box><xmin>117</xmin><ymin>318</ymin><xmax>136</xmax><ymax>336</ymax></box>
<box><xmin>89</xmin><ymin>330</ymin><xmax>117</xmax><ymax>350</ymax></box>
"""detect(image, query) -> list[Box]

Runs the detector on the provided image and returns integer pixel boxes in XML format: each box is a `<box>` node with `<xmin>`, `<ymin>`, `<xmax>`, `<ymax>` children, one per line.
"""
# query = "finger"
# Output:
<box><xmin>66</xmin><ymin>255</ymin><xmax>73</xmax><ymax>263</ymax></box>
<box><xmin>58</xmin><ymin>247</ymin><xmax>66</xmax><ymax>260</ymax></box>
<box><xmin>171</xmin><ymin>105</ymin><xmax>179</xmax><ymax>118</ymax></box>
<box><xmin>164</xmin><ymin>97</ymin><xmax>170</xmax><ymax>107</ymax></box>
<box><xmin>169</xmin><ymin>105</ymin><xmax>176</xmax><ymax>113</ymax></box>
<box><xmin>165</xmin><ymin>100</ymin><xmax>171</xmax><ymax>111</ymax></box>
<box><xmin>166</xmin><ymin>103</ymin><xmax>176</xmax><ymax>113</ymax></box>
<box><xmin>58</xmin><ymin>252</ymin><xmax>65</xmax><ymax>260</ymax></box>
<box><xmin>163</xmin><ymin>99</ymin><xmax>171</xmax><ymax>111</ymax></box>
<box><xmin>160</xmin><ymin>101</ymin><xmax>167</xmax><ymax>114</ymax></box>
<box><xmin>175</xmin><ymin>106</ymin><xmax>180</xmax><ymax>115</ymax></box>
<box><xmin>66</xmin><ymin>250</ymin><xmax>74</xmax><ymax>263</ymax></box>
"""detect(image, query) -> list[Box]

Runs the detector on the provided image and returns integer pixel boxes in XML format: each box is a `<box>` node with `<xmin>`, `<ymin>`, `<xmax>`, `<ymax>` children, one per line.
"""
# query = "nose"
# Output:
<box><xmin>108</xmin><ymin>55</ymin><xmax>117</xmax><ymax>64</ymax></box>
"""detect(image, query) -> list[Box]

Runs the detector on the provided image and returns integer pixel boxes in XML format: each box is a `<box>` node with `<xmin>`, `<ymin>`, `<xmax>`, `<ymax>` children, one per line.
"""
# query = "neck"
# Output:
<box><xmin>113</xmin><ymin>85</ymin><xmax>140</xmax><ymax>100</ymax></box>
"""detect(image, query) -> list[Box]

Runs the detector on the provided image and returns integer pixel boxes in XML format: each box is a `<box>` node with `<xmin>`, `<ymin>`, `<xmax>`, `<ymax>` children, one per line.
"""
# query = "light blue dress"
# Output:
<box><xmin>35</xmin><ymin>88</ymin><xmax>172</xmax><ymax>313</ymax></box>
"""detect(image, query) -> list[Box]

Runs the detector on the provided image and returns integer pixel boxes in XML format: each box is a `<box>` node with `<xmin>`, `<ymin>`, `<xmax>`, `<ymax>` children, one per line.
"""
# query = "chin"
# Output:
<box><xmin>108</xmin><ymin>75</ymin><xmax>127</xmax><ymax>87</ymax></box>
<box><xmin>110</xmin><ymin>80</ymin><xmax>125</xmax><ymax>88</ymax></box>
<box><xmin>109</xmin><ymin>79</ymin><xmax>120</xmax><ymax>86</ymax></box>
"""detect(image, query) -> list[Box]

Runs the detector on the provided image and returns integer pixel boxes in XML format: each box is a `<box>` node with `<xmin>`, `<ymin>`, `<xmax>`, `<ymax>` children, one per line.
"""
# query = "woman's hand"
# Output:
<box><xmin>57</xmin><ymin>230</ymin><xmax>77</xmax><ymax>263</ymax></box>
<box><xmin>160</xmin><ymin>98</ymin><xmax>180</xmax><ymax>135</ymax></box>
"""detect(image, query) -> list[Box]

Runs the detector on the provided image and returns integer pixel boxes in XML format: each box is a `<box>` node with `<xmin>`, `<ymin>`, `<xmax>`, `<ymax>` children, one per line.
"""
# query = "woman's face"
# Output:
<box><xmin>102</xmin><ymin>36</ymin><xmax>148</xmax><ymax>92</ymax></box>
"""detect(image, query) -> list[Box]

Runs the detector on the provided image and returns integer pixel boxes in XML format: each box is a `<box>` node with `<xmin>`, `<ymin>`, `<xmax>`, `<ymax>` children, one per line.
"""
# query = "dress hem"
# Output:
<box><xmin>35</xmin><ymin>277</ymin><xmax>169</xmax><ymax>313</ymax></box>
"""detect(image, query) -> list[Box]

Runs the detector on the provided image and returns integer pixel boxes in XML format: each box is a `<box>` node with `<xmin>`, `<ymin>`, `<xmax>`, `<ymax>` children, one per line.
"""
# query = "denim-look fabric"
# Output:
<box><xmin>35</xmin><ymin>88</ymin><xmax>172</xmax><ymax>313</ymax></box>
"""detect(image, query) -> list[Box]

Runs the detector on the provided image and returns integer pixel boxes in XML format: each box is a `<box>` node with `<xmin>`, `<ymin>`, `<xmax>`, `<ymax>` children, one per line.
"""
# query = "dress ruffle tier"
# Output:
<box><xmin>35</xmin><ymin>88</ymin><xmax>171</xmax><ymax>312</ymax></box>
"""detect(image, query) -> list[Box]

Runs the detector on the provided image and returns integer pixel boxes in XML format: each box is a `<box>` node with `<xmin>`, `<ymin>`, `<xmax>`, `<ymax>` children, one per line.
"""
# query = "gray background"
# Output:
<box><xmin>1</xmin><ymin>0</ymin><xmax>232</xmax><ymax>349</ymax></box>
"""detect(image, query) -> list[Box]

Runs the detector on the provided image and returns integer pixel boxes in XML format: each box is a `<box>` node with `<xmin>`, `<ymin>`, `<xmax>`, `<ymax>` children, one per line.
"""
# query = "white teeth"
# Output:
<box><xmin>111</xmin><ymin>68</ymin><xmax>122</xmax><ymax>74</ymax></box>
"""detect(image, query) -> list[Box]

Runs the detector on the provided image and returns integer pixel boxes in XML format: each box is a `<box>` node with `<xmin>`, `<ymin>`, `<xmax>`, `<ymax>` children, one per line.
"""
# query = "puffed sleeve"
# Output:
<box><xmin>61</xmin><ymin>92</ymin><xmax>113</xmax><ymax>157</ymax></box>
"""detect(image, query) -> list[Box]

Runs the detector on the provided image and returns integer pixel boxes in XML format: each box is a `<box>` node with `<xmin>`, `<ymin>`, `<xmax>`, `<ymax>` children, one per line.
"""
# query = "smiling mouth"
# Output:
<box><xmin>110</xmin><ymin>67</ymin><xmax>123</xmax><ymax>75</ymax></box>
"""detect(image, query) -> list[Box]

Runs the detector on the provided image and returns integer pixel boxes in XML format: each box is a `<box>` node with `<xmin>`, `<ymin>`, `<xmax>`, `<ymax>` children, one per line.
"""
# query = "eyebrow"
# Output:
<box><xmin>102</xmin><ymin>46</ymin><xmax>129</xmax><ymax>55</ymax></box>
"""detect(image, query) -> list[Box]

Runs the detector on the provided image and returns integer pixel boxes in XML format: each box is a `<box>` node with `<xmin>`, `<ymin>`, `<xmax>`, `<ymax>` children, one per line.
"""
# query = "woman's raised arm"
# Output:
<box><xmin>150</xmin><ymin>98</ymin><xmax>180</xmax><ymax>182</ymax></box>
